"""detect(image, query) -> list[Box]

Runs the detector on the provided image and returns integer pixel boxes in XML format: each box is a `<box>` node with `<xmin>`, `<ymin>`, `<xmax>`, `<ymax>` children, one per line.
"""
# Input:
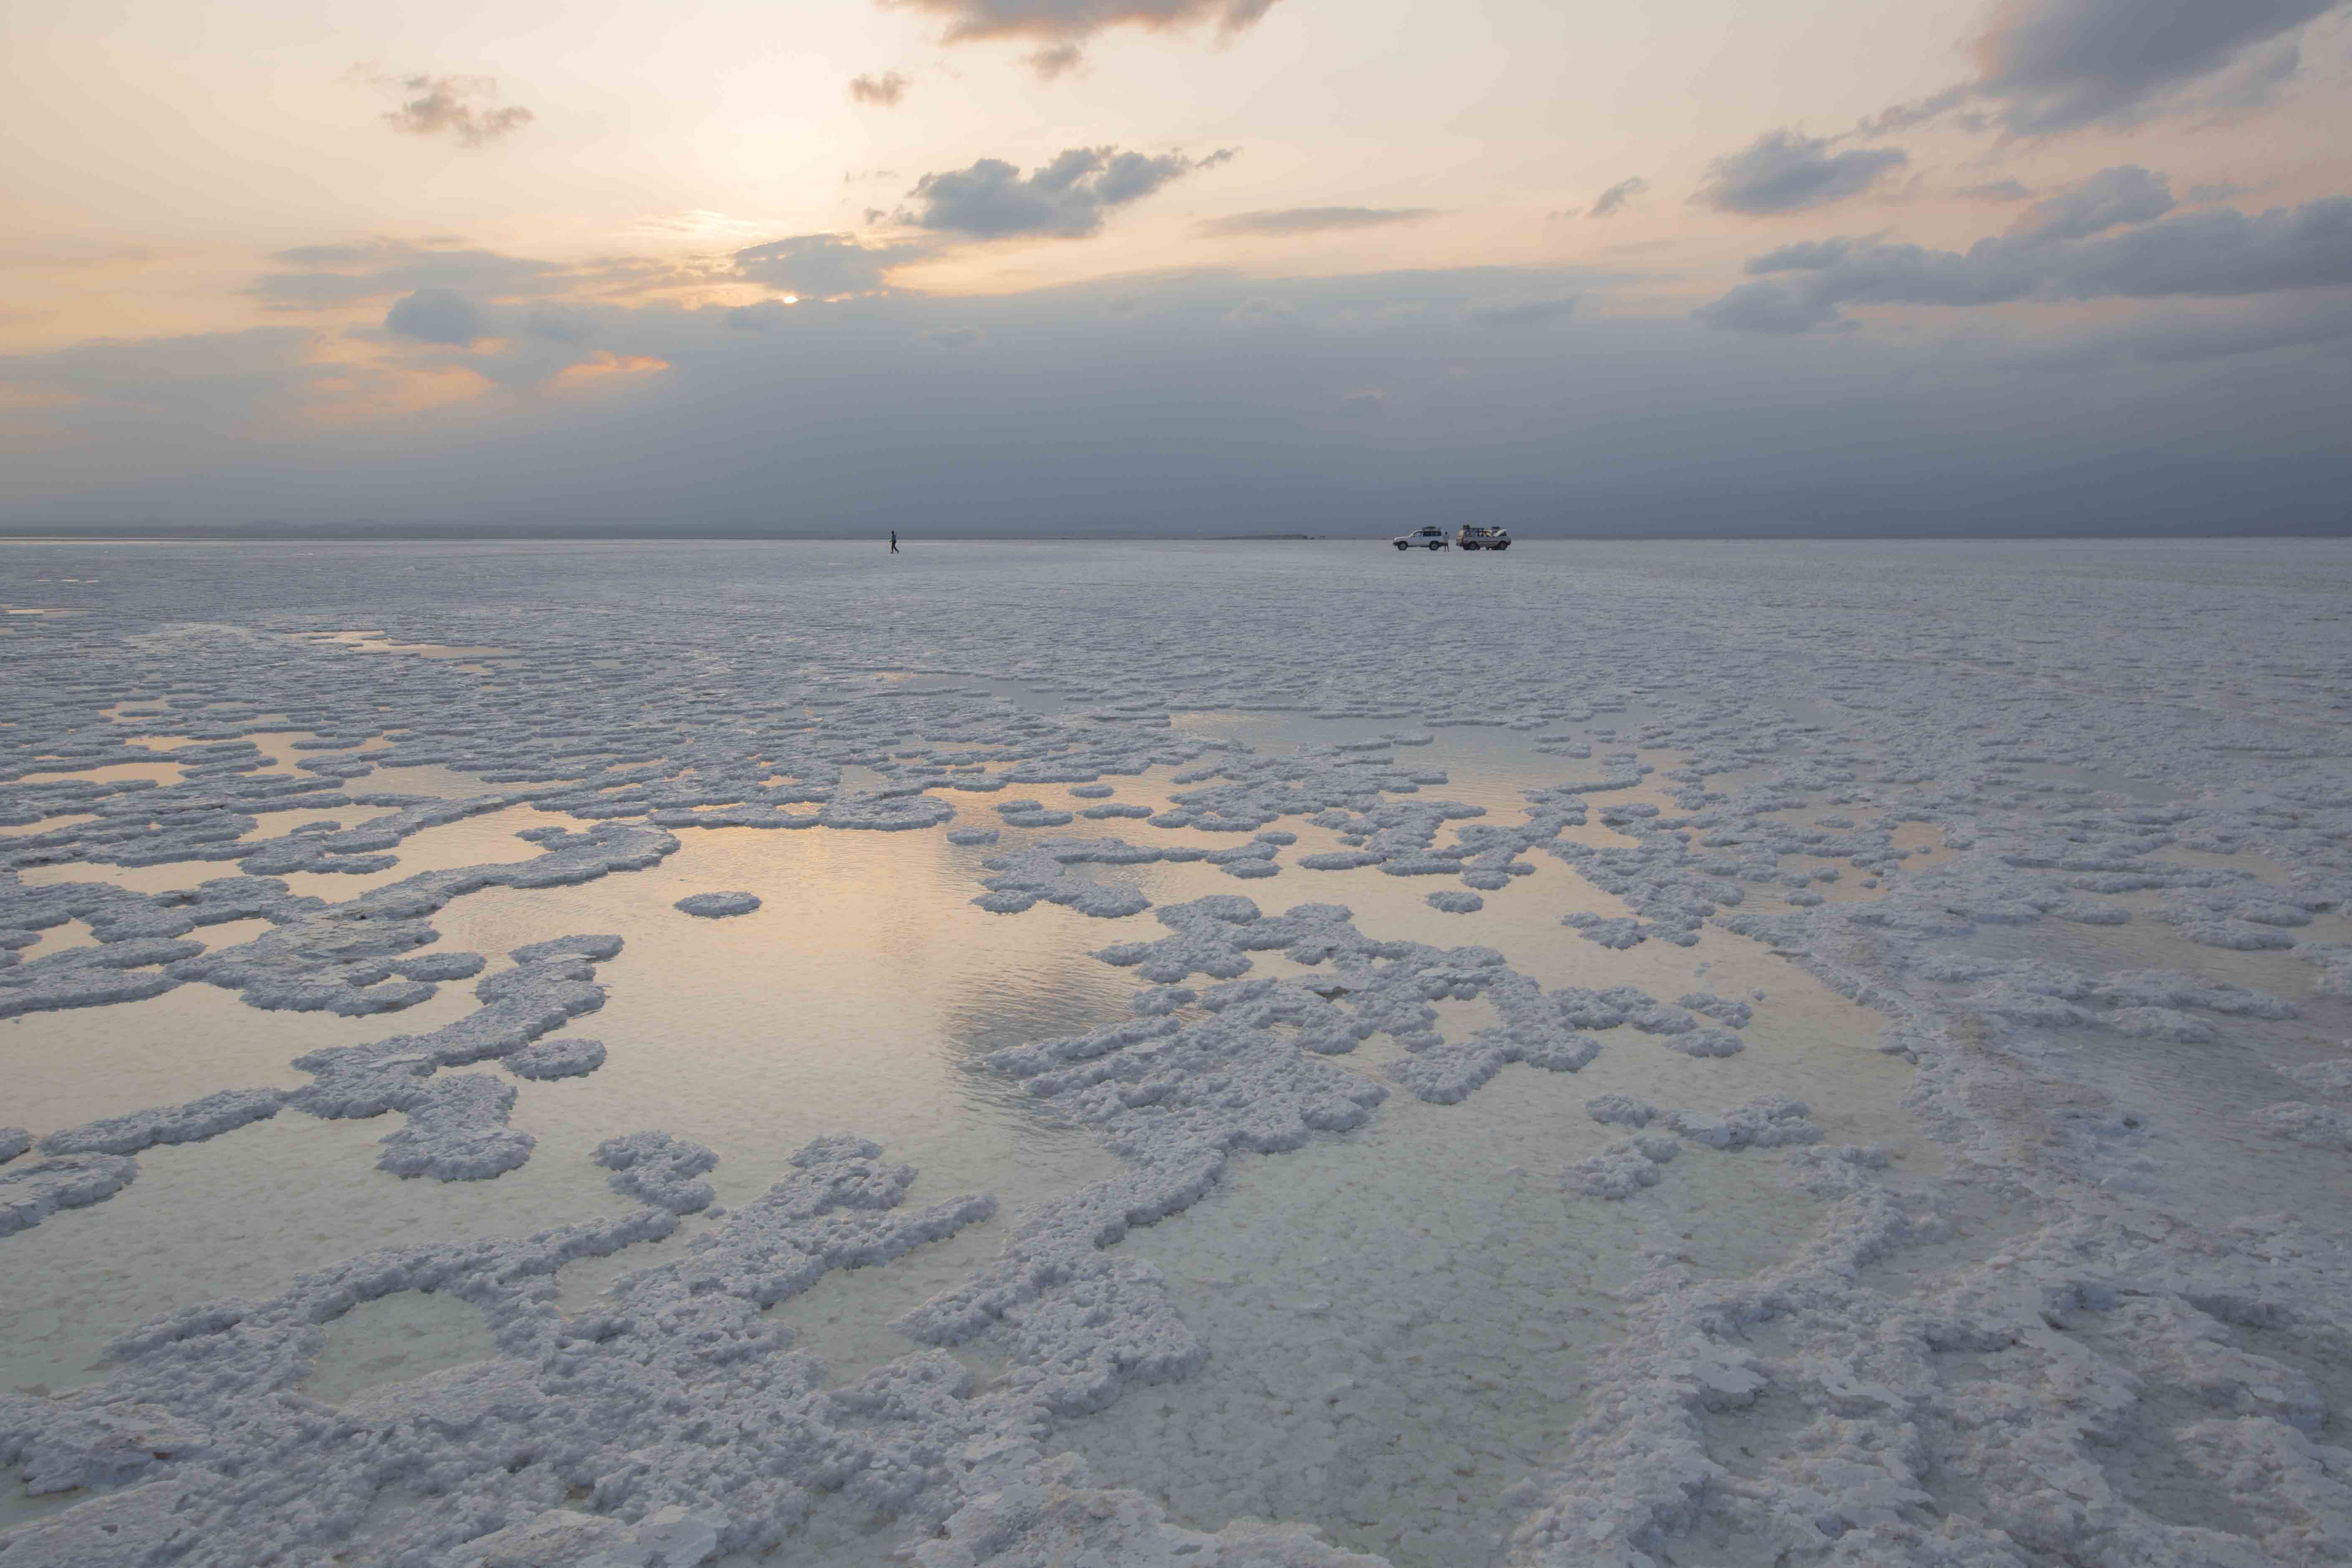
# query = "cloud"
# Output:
<box><xmin>1973</xmin><ymin>0</ymin><xmax>2338</xmax><ymax>132</ymax></box>
<box><xmin>0</xmin><ymin>326</ymin><xmax>351</xmax><ymax>433</ymax></box>
<box><xmin>1466</xmin><ymin>298</ymin><xmax>1578</xmax><ymax>328</ymax></box>
<box><xmin>11</xmin><ymin>264</ymin><xmax>2351</xmax><ymax>538</ymax></box>
<box><xmin>1866</xmin><ymin>0</ymin><xmax>2343</xmax><ymax>136</ymax></box>
<box><xmin>385</xmin><ymin>288</ymin><xmax>488</xmax><ymax>346</ymax></box>
<box><xmin>731</xmin><ymin>234</ymin><xmax>929</xmax><ymax>296</ymax></box>
<box><xmin>1698</xmin><ymin>179</ymin><xmax>2352</xmax><ymax>331</ymax></box>
<box><xmin>2204</xmin><ymin>35</ymin><xmax>2307</xmax><ymax>111</ymax></box>
<box><xmin>1958</xmin><ymin>179</ymin><xmax>2033</xmax><ymax>203</ymax></box>
<box><xmin>2007</xmin><ymin>164</ymin><xmax>2173</xmax><ymax>243</ymax></box>
<box><xmin>849</xmin><ymin>71</ymin><xmax>910</xmax><ymax>106</ymax></box>
<box><xmin>1198</xmin><ymin>207</ymin><xmax>1435</xmax><ymax>236</ymax></box>
<box><xmin>1692</xmin><ymin>283</ymin><xmax>1852</xmax><ymax>334</ymax></box>
<box><xmin>250</xmin><ymin>241</ymin><xmax>563</xmax><ymax>311</ymax></box>
<box><xmin>1026</xmin><ymin>43</ymin><xmax>1086</xmax><ymax>78</ymax></box>
<box><xmin>921</xmin><ymin>326</ymin><xmax>983</xmax><ymax>348</ymax></box>
<box><xmin>1224</xmin><ymin>296</ymin><xmax>1294</xmax><ymax>321</ymax></box>
<box><xmin>2009</xmin><ymin>298</ymin><xmax>2352</xmax><ymax>370</ymax></box>
<box><xmin>352</xmin><ymin>69</ymin><xmax>535</xmax><ymax>148</ymax></box>
<box><xmin>1692</xmin><ymin>130</ymin><xmax>1908</xmax><ymax>216</ymax></box>
<box><xmin>1339</xmin><ymin>387</ymin><xmax>1384</xmax><ymax>416</ymax></box>
<box><xmin>524</xmin><ymin>307</ymin><xmax>596</xmax><ymax>344</ymax></box>
<box><xmin>1588</xmin><ymin>177</ymin><xmax>1650</xmax><ymax>219</ymax></box>
<box><xmin>902</xmin><ymin>146</ymin><xmax>1232</xmax><ymax>239</ymax></box>
<box><xmin>881</xmin><ymin>0</ymin><xmax>1280</xmax><ymax>76</ymax></box>
<box><xmin>719</xmin><ymin>303</ymin><xmax>787</xmax><ymax>332</ymax></box>
<box><xmin>882</xmin><ymin>0</ymin><xmax>1279</xmax><ymax>45</ymax></box>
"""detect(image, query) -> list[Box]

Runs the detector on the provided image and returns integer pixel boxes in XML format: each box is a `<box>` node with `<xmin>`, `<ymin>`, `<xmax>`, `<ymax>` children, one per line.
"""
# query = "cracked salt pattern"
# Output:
<box><xmin>2</xmin><ymin>538</ymin><xmax>2351</xmax><ymax>1567</ymax></box>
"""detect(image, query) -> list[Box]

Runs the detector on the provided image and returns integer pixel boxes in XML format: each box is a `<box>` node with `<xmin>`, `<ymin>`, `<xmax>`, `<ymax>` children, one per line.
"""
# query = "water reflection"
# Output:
<box><xmin>2</xmin><ymin>719</ymin><xmax>1936</xmax><ymax>1559</ymax></box>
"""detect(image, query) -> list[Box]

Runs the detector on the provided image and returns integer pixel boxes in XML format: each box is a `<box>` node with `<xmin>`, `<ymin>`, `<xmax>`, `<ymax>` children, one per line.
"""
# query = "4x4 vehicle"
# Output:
<box><xmin>1456</xmin><ymin>525</ymin><xmax>1512</xmax><ymax>551</ymax></box>
<box><xmin>1392</xmin><ymin>525</ymin><xmax>1450</xmax><ymax>551</ymax></box>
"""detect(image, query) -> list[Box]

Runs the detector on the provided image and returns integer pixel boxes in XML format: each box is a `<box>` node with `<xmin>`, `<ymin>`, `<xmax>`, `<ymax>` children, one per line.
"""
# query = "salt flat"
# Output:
<box><xmin>3</xmin><ymin>538</ymin><xmax>2350</xmax><ymax>1568</ymax></box>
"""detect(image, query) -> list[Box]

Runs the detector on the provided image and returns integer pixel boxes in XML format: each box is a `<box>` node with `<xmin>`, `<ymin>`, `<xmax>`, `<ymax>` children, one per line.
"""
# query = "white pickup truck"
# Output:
<box><xmin>1392</xmin><ymin>525</ymin><xmax>1513</xmax><ymax>551</ymax></box>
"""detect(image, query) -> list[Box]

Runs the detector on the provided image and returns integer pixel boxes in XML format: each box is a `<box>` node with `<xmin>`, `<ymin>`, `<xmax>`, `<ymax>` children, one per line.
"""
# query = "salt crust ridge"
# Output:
<box><xmin>674</xmin><ymin>891</ymin><xmax>760</xmax><ymax>919</ymax></box>
<box><xmin>2</xmin><ymin>545</ymin><xmax>2350</xmax><ymax>1564</ymax></box>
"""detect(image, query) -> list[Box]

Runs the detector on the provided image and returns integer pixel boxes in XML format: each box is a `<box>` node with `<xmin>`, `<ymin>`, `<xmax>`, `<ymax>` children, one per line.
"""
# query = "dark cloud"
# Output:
<box><xmin>1692</xmin><ymin>283</ymin><xmax>1852</xmax><ymax>335</ymax></box>
<box><xmin>2008</xmin><ymin>164</ymin><xmax>2173</xmax><ymax>243</ymax></box>
<box><xmin>903</xmin><ymin>146</ymin><xmax>1232</xmax><ymax>239</ymax></box>
<box><xmin>250</xmin><ymin>242</ymin><xmax>562</xmax><ymax>311</ymax></box>
<box><xmin>921</xmin><ymin>326</ymin><xmax>983</xmax><ymax>348</ymax></box>
<box><xmin>849</xmin><ymin>71</ymin><xmax>910</xmax><ymax>106</ymax></box>
<box><xmin>1957</xmin><ymin>179</ymin><xmax>2033</xmax><ymax>202</ymax></box>
<box><xmin>1973</xmin><ymin>0</ymin><xmax>2337</xmax><ymax>133</ymax></box>
<box><xmin>1699</xmin><ymin>180</ymin><xmax>2352</xmax><ymax>332</ymax></box>
<box><xmin>1466</xmin><ymin>298</ymin><xmax>1578</xmax><ymax>328</ymax></box>
<box><xmin>1691</xmin><ymin>130</ymin><xmax>1907</xmax><ymax>216</ymax></box>
<box><xmin>1199</xmin><ymin>207</ymin><xmax>1435</xmax><ymax>236</ymax></box>
<box><xmin>10</xmin><ymin>265</ymin><xmax>2350</xmax><ymax>538</ymax></box>
<box><xmin>1866</xmin><ymin>0</ymin><xmax>2342</xmax><ymax>136</ymax></box>
<box><xmin>731</xmin><ymin>234</ymin><xmax>929</xmax><ymax>296</ymax></box>
<box><xmin>2187</xmin><ymin>181</ymin><xmax>2254</xmax><ymax>204</ymax></box>
<box><xmin>352</xmin><ymin>70</ymin><xmax>535</xmax><ymax>148</ymax></box>
<box><xmin>2047</xmin><ymin>198</ymin><xmax>2352</xmax><ymax>296</ymax></box>
<box><xmin>0</xmin><ymin>326</ymin><xmax>332</xmax><ymax>420</ymax></box>
<box><xmin>1588</xmin><ymin>177</ymin><xmax>1649</xmax><ymax>219</ymax></box>
<box><xmin>384</xmin><ymin>288</ymin><xmax>488</xmax><ymax>346</ymax></box>
<box><xmin>720</xmin><ymin>303</ymin><xmax>787</xmax><ymax>332</ymax></box>
<box><xmin>524</xmin><ymin>307</ymin><xmax>596</xmax><ymax>344</ymax></box>
<box><xmin>881</xmin><ymin>0</ymin><xmax>1278</xmax><ymax>45</ymax></box>
<box><xmin>2007</xmin><ymin>298</ymin><xmax>2352</xmax><ymax>370</ymax></box>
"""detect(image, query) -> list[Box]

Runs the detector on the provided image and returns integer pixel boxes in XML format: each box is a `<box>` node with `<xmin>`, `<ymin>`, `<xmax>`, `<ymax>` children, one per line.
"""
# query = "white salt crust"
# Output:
<box><xmin>0</xmin><ymin>540</ymin><xmax>2349</xmax><ymax>1566</ymax></box>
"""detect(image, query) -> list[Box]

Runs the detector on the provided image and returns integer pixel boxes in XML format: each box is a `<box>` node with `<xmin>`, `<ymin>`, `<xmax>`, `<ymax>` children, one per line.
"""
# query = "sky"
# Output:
<box><xmin>3</xmin><ymin>0</ymin><xmax>2350</xmax><ymax>535</ymax></box>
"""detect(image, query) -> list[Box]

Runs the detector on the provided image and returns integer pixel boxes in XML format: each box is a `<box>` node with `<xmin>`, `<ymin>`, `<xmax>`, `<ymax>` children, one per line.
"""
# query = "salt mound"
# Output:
<box><xmin>1565</xmin><ymin>1136</ymin><xmax>1678</xmax><ymax>1198</ymax></box>
<box><xmin>507</xmin><ymin>1035</ymin><xmax>607</xmax><ymax>1080</ymax></box>
<box><xmin>675</xmin><ymin>890</ymin><xmax>761</xmax><ymax>919</ymax></box>
<box><xmin>0</xmin><ymin>1151</ymin><xmax>136</xmax><ymax>1237</ymax></box>
<box><xmin>41</xmin><ymin>1086</ymin><xmax>286</xmax><ymax>1156</ymax></box>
